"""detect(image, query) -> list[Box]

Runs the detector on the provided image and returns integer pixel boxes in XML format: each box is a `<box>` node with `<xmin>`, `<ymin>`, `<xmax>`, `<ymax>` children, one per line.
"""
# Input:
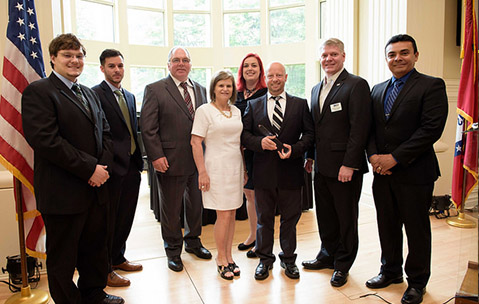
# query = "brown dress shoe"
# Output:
<box><xmin>113</xmin><ymin>260</ymin><xmax>143</xmax><ymax>272</ymax></box>
<box><xmin>107</xmin><ymin>271</ymin><xmax>130</xmax><ymax>287</ymax></box>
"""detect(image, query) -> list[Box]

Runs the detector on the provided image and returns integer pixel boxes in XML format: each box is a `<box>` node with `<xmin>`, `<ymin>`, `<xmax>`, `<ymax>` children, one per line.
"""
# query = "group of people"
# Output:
<box><xmin>20</xmin><ymin>31</ymin><xmax>448</xmax><ymax>304</ymax></box>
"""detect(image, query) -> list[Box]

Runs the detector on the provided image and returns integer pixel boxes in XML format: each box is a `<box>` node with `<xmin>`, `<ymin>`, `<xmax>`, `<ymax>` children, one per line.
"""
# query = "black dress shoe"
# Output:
<box><xmin>401</xmin><ymin>287</ymin><xmax>426</xmax><ymax>304</ymax></box>
<box><xmin>99</xmin><ymin>294</ymin><xmax>125</xmax><ymax>304</ymax></box>
<box><xmin>280</xmin><ymin>261</ymin><xmax>300</xmax><ymax>279</ymax></box>
<box><xmin>301</xmin><ymin>258</ymin><xmax>334</xmax><ymax>270</ymax></box>
<box><xmin>254</xmin><ymin>262</ymin><xmax>273</xmax><ymax>280</ymax></box>
<box><xmin>167</xmin><ymin>256</ymin><xmax>183</xmax><ymax>272</ymax></box>
<box><xmin>366</xmin><ymin>273</ymin><xmax>403</xmax><ymax>289</ymax></box>
<box><xmin>330</xmin><ymin>270</ymin><xmax>348</xmax><ymax>287</ymax></box>
<box><xmin>238</xmin><ymin>241</ymin><xmax>255</xmax><ymax>251</ymax></box>
<box><xmin>185</xmin><ymin>246</ymin><xmax>212</xmax><ymax>259</ymax></box>
<box><xmin>246</xmin><ymin>249</ymin><xmax>257</xmax><ymax>258</ymax></box>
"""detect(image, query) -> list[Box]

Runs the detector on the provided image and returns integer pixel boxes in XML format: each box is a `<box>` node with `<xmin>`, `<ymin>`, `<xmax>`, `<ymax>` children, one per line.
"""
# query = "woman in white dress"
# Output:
<box><xmin>191</xmin><ymin>70</ymin><xmax>246</xmax><ymax>280</ymax></box>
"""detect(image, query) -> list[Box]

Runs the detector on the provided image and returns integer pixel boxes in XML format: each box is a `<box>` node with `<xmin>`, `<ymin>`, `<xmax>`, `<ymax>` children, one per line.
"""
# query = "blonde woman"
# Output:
<box><xmin>191</xmin><ymin>70</ymin><xmax>246</xmax><ymax>280</ymax></box>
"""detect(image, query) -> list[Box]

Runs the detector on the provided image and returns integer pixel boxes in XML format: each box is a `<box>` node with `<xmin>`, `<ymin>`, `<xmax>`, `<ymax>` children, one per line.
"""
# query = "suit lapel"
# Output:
<box><xmin>387</xmin><ymin>70</ymin><xmax>419</xmax><ymax>120</ymax></box>
<box><xmin>101</xmin><ymin>81</ymin><xmax>127</xmax><ymax>126</ymax></box>
<box><xmin>319</xmin><ymin>69</ymin><xmax>348</xmax><ymax>120</ymax></box>
<box><xmin>260</xmin><ymin>95</ymin><xmax>274</xmax><ymax>132</ymax></box>
<box><xmin>280</xmin><ymin>93</ymin><xmax>296</xmax><ymax>134</ymax></box>
<box><xmin>311</xmin><ymin>83</ymin><xmax>321</xmax><ymax>122</ymax></box>
<box><xmin>124</xmin><ymin>91</ymin><xmax>138</xmax><ymax>131</ymax></box>
<box><xmin>50</xmin><ymin>73</ymin><xmax>93</xmax><ymax>123</ymax></box>
<box><xmin>166</xmin><ymin>75</ymin><xmax>193</xmax><ymax>121</ymax></box>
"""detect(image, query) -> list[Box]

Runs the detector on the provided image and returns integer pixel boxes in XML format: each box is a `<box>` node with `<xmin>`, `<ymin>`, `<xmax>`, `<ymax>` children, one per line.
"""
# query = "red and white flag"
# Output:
<box><xmin>0</xmin><ymin>0</ymin><xmax>46</xmax><ymax>258</ymax></box>
<box><xmin>451</xmin><ymin>0</ymin><xmax>478</xmax><ymax>208</ymax></box>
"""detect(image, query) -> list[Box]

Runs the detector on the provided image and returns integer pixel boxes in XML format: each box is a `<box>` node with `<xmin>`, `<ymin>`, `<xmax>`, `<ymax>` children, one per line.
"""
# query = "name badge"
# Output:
<box><xmin>330</xmin><ymin>102</ymin><xmax>342</xmax><ymax>112</ymax></box>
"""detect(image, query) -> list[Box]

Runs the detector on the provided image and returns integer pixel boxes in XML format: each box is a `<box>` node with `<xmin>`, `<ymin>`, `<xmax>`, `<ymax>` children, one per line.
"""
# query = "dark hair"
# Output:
<box><xmin>48</xmin><ymin>33</ymin><xmax>85</xmax><ymax>68</ymax></box>
<box><xmin>385</xmin><ymin>34</ymin><xmax>418</xmax><ymax>54</ymax></box>
<box><xmin>236</xmin><ymin>53</ymin><xmax>267</xmax><ymax>92</ymax></box>
<box><xmin>99</xmin><ymin>49</ymin><xmax>123</xmax><ymax>66</ymax></box>
<box><xmin>210</xmin><ymin>70</ymin><xmax>237</xmax><ymax>104</ymax></box>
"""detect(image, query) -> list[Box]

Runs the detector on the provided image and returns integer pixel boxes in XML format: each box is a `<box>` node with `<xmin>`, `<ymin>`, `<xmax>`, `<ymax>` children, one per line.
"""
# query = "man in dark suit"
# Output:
<box><xmin>302</xmin><ymin>38</ymin><xmax>371</xmax><ymax>287</ymax></box>
<box><xmin>140</xmin><ymin>46</ymin><xmax>211</xmax><ymax>272</ymax></box>
<box><xmin>242</xmin><ymin>62</ymin><xmax>314</xmax><ymax>280</ymax></box>
<box><xmin>365</xmin><ymin>34</ymin><xmax>448</xmax><ymax>304</ymax></box>
<box><xmin>92</xmin><ymin>49</ymin><xmax>143</xmax><ymax>287</ymax></box>
<box><xmin>21</xmin><ymin>34</ymin><xmax>123</xmax><ymax>304</ymax></box>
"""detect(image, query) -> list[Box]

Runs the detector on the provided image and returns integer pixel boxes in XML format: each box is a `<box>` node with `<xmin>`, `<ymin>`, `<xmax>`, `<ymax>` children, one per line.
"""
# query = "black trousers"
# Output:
<box><xmin>372</xmin><ymin>175</ymin><xmax>433</xmax><ymax>289</ymax></box>
<box><xmin>107</xmin><ymin>160</ymin><xmax>141</xmax><ymax>269</ymax></box>
<box><xmin>156</xmin><ymin>172</ymin><xmax>202</xmax><ymax>257</ymax></box>
<box><xmin>42</xmin><ymin>202</ymin><xmax>108</xmax><ymax>304</ymax></box>
<box><xmin>314</xmin><ymin>172</ymin><xmax>362</xmax><ymax>273</ymax></box>
<box><xmin>255</xmin><ymin>187</ymin><xmax>302</xmax><ymax>265</ymax></box>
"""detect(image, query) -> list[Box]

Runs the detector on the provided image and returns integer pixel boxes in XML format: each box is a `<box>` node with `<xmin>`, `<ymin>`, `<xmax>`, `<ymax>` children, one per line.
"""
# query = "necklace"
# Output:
<box><xmin>245</xmin><ymin>87</ymin><xmax>257</xmax><ymax>98</ymax></box>
<box><xmin>212</xmin><ymin>102</ymin><xmax>232</xmax><ymax>118</ymax></box>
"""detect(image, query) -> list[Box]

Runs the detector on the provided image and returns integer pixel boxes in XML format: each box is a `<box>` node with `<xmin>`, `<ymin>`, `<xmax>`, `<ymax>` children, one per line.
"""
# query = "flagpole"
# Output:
<box><xmin>447</xmin><ymin>124</ymin><xmax>477</xmax><ymax>229</ymax></box>
<box><xmin>5</xmin><ymin>177</ymin><xmax>49</xmax><ymax>304</ymax></box>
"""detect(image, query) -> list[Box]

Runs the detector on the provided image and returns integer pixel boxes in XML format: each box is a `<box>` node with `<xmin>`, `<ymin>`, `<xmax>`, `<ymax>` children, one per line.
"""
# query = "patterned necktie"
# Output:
<box><xmin>180</xmin><ymin>82</ymin><xmax>194</xmax><ymax>118</ymax></box>
<box><xmin>72</xmin><ymin>83</ymin><xmax>91</xmax><ymax>117</ymax></box>
<box><xmin>271</xmin><ymin>96</ymin><xmax>283</xmax><ymax>136</ymax></box>
<box><xmin>114</xmin><ymin>90</ymin><xmax>136</xmax><ymax>154</ymax></box>
<box><xmin>384</xmin><ymin>80</ymin><xmax>403</xmax><ymax>120</ymax></box>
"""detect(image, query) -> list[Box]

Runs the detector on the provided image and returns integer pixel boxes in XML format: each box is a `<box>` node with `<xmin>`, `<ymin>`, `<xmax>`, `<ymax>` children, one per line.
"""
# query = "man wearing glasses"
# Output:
<box><xmin>22</xmin><ymin>33</ymin><xmax>123</xmax><ymax>304</ymax></box>
<box><xmin>140</xmin><ymin>46</ymin><xmax>211</xmax><ymax>272</ymax></box>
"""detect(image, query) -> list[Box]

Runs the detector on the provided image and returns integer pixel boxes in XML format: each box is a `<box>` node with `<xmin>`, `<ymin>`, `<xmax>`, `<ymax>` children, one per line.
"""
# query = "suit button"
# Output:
<box><xmin>384</xmin><ymin>144</ymin><xmax>389</xmax><ymax>149</ymax></box>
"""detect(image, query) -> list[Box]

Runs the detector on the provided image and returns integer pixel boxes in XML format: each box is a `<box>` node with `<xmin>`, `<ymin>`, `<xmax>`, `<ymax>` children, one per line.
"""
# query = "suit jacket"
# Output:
<box><xmin>366</xmin><ymin>69</ymin><xmax>448</xmax><ymax>184</ymax></box>
<box><xmin>139</xmin><ymin>75</ymin><xmax>207</xmax><ymax>176</ymax></box>
<box><xmin>92</xmin><ymin>81</ymin><xmax>143</xmax><ymax>176</ymax></box>
<box><xmin>309</xmin><ymin>69</ymin><xmax>371</xmax><ymax>178</ymax></box>
<box><xmin>22</xmin><ymin>72</ymin><xmax>113</xmax><ymax>215</ymax></box>
<box><xmin>241</xmin><ymin>93</ymin><xmax>314</xmax><ymax>189</ymax></box>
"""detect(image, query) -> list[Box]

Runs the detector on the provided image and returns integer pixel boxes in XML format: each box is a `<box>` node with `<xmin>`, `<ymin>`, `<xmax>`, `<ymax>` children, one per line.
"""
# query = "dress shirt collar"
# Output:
<box><xmin>171</xmin><ymin>74</ymin><xmax>192</xmax><ymax>88</ymax></box>
<box><xmin>390</xmin><ymin>68</ymin><xmax>414</xmax><ymax>86</ymax></box>
<box><xmin>53</xmin><ymin>70</ymin><xmax>76</xmax><ymax>90</ymax></box>
<box><xmin>267</xmin><ymin>91</ymin><xmax>287</xmax><ymax>101</ymax></box>
<box><xmin>324</xmin><ymin>67</ymin><xmax>344</xmax><ymax>87</ymax></box>
<box><xmin>105</xmin><ymin>80</ymin><xmax>122</xmax><ymax>94</ymax></box>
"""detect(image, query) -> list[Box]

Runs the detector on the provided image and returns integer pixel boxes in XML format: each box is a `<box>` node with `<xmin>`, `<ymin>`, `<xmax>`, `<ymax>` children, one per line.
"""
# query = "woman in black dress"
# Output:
<box><xmin>235</xmin><ymin>53</ymin><xmax>268</xmax><ymax>258</ymax></box>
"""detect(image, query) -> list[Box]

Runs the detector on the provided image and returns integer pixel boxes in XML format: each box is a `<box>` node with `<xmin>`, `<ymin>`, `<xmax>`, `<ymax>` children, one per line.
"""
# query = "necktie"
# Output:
<box><xmin>72</xmin><ymin>83</ymin><xmax>91</xmax><ymax>117</ymax></box>
<box><xmin>384</xmin><ymin>80</ymin><xmax>403</xmax><ymax>120</ymax></box>
<box><xmin>271</xmin><ymin>96</ymin><xmax>283</xmax><ymax>136</ymax></box>
<box><xmin>319</xmin><ymin>78</ymin><xmax>330</xmax><ymax>113</ymax></box>
<box><xmin>180</xmin><ymin>82</ymin><xmax>194</xmax><ymax>117</ymax></box>
<box><xmin>114</xmin><ymin>90</ymin><xmax>137</xmax><ymax>154</ymax></box>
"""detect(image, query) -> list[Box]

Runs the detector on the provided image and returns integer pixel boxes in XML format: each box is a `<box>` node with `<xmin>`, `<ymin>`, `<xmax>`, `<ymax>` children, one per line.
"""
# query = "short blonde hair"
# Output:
<box><xmin>320</xmin><ymin>38</ymin><xmax>345</xmax><ymax>54</ymax></box>
<box><xmin>209</xmin><ymin>70</ymin><xmax>237</xmax><ymax>104</ymax></box>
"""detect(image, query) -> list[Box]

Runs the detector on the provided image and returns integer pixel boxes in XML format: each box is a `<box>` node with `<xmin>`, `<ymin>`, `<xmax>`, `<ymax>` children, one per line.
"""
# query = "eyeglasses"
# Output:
<box><xmin>170</xmin><ymin>58</ymin><xmax>191</xmax><ymax>64</ymax></box>
<box><xmin>59</xmin><ymin>52</ymin><xmax>85</xmax><ymax>61</ymax></box>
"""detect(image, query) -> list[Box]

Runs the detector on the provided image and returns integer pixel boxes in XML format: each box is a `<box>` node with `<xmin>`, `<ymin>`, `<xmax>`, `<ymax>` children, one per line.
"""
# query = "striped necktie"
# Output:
<box><xmin>71</xmin><ymin>83</ymin><xmax>91</xmax><ymax>117</ymax></box>
<box><xmin>384</xmin><ymin>80</ymin><xmax>403</xmax><ymax>120</ymax></box>
<box><xmin>271</xmin><ymin>96</ymin><xmax>283</xmax><ymax>136</ymax></box>
<box><xmin>114</xmin><ymin>90</ymin><xmax>136</xmax><ymax>154</ymax></box>
<box><xmin>180</xmin><ymin>82</ymin><xmax>194</xmax><ymax>118</ymax></box>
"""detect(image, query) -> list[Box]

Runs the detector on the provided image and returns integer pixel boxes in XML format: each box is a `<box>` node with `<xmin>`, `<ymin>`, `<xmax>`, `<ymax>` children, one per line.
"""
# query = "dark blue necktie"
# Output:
<box><xmin>384</xmin><ymin>80</ymin><xmax>403</xmax><ymax>120</ymax></box>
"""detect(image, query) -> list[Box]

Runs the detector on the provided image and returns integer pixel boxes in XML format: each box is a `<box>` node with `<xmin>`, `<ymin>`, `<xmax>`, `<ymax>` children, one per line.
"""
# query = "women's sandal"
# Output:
<box><xmin>217</xmin><ymin>265</ymin><xmax>233</xmax><ymax>280</ymax></box>
<box><xmin>228</xmin><ymin>262</ymin><xmax>240</xmax><ymax>276</ymax></box>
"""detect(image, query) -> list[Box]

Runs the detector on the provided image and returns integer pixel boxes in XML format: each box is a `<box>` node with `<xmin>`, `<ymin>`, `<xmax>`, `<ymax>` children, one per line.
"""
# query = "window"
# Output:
<box><xmin>76</xmin><ymin>0</ymin><xmax>114</xmax><ymax>42</ymax></box>
<box><xmin>223</xmin><ymin>0</ymin><xmax>260</xmax><ymax>47</ymax></box>
<box><xmin>127</xmin><ymin>1</ymin><xmax>165</xmax><ymax>46</ymax></box>
<box><xmin>78</xmin><ymin>63</ymin><xmax>103</xmax><ymax>88</ymax></box>
<box><xmin>269</xmin><ymin>1</ymin><xmax>305</xmax><ymax>44</ymax></box>
<box><xmin>130</xmin><ymin>66</ymin><xmax>166</xmax><ymax>107</ymax></box>
<box><xmin>285</xmin><ymin>64</ymin><xmax>305</xmax><ymax>98</ymax></box>
<box><xmin>190</xmin><ymin>68</ymin><xmax>212</xmax><ymax>90</ymax></box>
<box><xmin>173</xmin><ymin>0</ymin><xmax>211</xmax><ymax>47</ymax></box>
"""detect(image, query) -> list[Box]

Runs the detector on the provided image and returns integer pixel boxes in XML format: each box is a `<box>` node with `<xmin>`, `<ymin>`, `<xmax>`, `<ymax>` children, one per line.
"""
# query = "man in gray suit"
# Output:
<box><xmin>140</xmin><ymin>47</ymin><xmax>211</xmax><ymax>272</ymax></box>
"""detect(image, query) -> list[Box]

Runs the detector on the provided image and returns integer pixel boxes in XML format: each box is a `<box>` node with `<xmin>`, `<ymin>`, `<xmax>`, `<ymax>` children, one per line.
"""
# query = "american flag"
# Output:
<box><xmin>0</xmin><ymin>0</ymin><xmax>46</xmax><ymax>258</ymax></box>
